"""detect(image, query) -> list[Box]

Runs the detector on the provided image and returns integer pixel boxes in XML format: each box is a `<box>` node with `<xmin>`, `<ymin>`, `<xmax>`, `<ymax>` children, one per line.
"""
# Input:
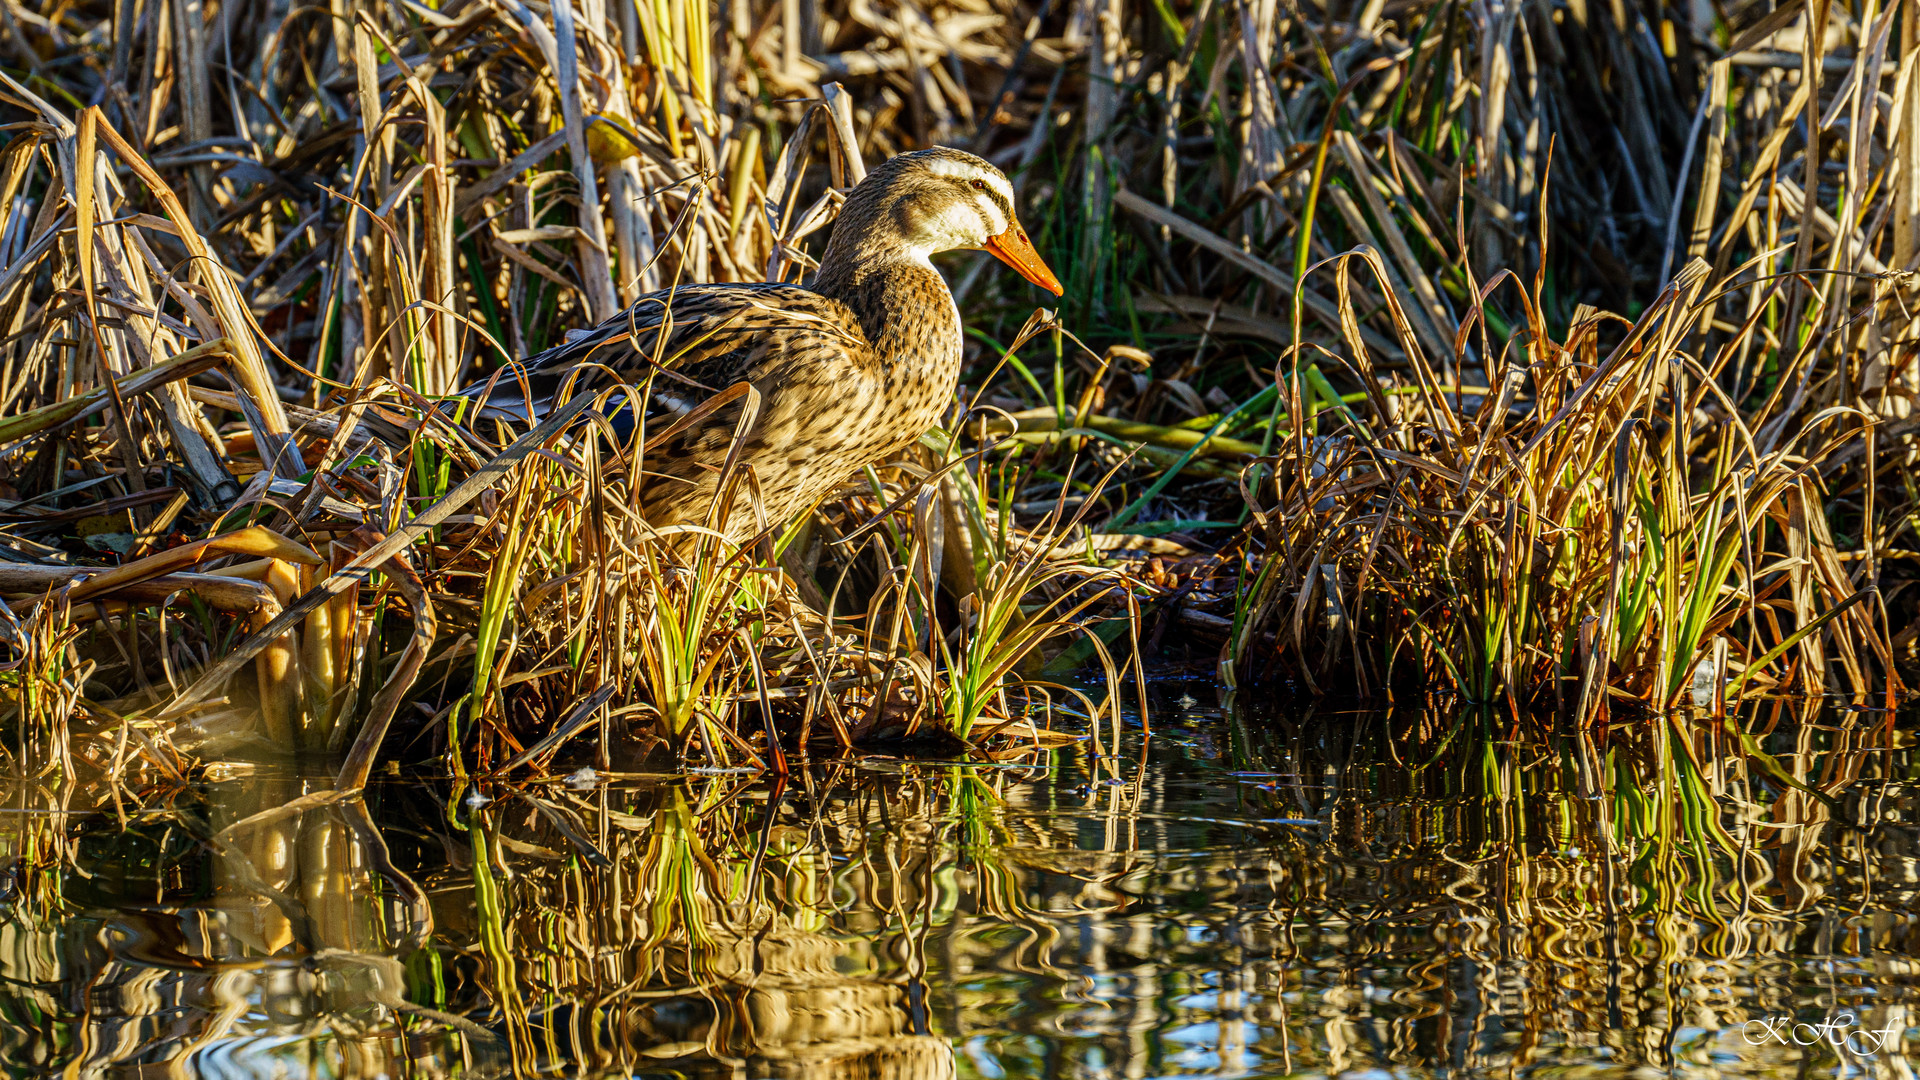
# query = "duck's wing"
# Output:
<box><xmin>456</xmin><ymin>282</ymin><xmax>872</xmax><ymax>427</ymax></box>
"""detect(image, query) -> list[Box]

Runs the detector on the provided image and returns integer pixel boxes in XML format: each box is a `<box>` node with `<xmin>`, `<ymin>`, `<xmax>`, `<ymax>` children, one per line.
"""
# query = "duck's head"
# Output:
<box><xmin>822</xmin><ymin>147</ymin><xmax>1063</xmax><ymax>296</ymax></box>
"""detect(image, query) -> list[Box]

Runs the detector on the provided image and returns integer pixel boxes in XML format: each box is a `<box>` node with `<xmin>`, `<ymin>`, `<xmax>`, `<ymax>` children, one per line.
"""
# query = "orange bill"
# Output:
<box><xmin>985</xmin><ymin>223</ymin><xmax>1063</xmax><ymax>296</ymax></box>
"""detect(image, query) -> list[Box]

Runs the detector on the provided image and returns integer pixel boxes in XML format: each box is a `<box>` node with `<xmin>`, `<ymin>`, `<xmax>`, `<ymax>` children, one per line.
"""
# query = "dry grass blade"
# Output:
<box><xmin>0</xmin><ymin>0</ymin><xmax>1909</xmax><ymax>792</ymax></box>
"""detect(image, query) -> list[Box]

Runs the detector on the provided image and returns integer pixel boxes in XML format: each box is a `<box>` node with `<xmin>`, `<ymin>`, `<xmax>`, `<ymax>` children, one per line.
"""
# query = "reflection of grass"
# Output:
<box><xmin>0</xmin><ymin>785</ymin><xmax>69</xmax><ymax>946</ymax></box>
<box><xmin>466</xmin><ymin>805</ymin><xmax>532</xmax><ymax>1062</ymax></box>
<box><xmin>448</xmin><ymin>768</ymin><xmax>1062</xmax><ymax>1075</ymax></box>
<box><xmin>1</xmin><ymin>703</ymin><xmax>1913</xmax><ymax>1080</ymax></box>
<box><xmin>1189</xmin><ymin>702</ymin><xmax>1916</xmax><ymax>1077</ymax></box>
<box><xmin>635</xmin><ymin>787</ymin><xmax>723</xmax><ymax>960</ymax></box>
<box><xmin>1235</xmin><ymin>699</ymin><xmax>1889</xmax><ymax>934</ymax></box>
<box><xmin>0</xmin><ymin>778</ymin><xmax>494</xmax><ymax>1076</ymax></box>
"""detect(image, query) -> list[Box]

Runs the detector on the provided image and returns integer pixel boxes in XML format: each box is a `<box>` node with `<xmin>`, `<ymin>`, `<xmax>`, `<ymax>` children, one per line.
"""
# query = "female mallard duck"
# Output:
<box><xmin>461</xmin><ymin>147</ymin><xmax>1061</xmax><ymax>542</ymax></box>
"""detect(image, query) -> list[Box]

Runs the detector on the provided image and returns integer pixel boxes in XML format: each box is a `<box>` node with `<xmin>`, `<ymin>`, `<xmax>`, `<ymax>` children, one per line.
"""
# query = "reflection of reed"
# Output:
<box><xmin>0</xmin><ymin>776</ymin><xmax>494</xmax><ymax>1078</ymax></box>
<box><xmin>4</xmin><ymin>703</ymin><xmax>1915</xmax><ymax>1079</ymax></box>
<box><xmin>462</xmin><ymin>773</ymin><xmax>969</xmax><ymax>1078</ymax></box>
<box><xmin>930</xmin><ymin>701</ymin><xmax>1917</xmax><ymax>1079</ymax></box>
<box><xmin>230</xmin><ymin>724</ymin><xmax>1920</xmax><ymax>1078</ymax></box>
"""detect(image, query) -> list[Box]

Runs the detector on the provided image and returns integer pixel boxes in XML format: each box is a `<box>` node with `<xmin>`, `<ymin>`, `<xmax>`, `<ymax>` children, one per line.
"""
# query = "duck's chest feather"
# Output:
<box><xmin>779</xmin><ymin>258</ymin><xmax>963</xmax><ymax>454</ymax></box>
<box><xmin>722</xmin><ymin>265</ymin><xmax>957</xmax><ymax>522</ymax></box>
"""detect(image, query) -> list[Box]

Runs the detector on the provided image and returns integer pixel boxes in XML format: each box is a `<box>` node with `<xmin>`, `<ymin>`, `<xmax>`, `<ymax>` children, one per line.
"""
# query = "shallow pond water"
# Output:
<box><xmin>2</xmin><ymin>689</ymin><xmax>1917</xmax><ymax>1078</ymax></box>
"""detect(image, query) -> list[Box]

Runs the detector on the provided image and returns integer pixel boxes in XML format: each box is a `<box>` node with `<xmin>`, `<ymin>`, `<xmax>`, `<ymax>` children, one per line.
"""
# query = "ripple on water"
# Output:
<box><xmin>1</xmin><ymin>700</ymin><xmax>1916</xmax><ymax>1079</ymax></box>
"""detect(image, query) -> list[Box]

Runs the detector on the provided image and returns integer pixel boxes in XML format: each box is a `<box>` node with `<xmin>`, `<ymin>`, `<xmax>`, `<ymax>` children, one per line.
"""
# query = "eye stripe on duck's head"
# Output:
<box><xmin>814</xmin><ymin>146</ymin><xmax>1061</xmax><ymax>300</ymax></box>
<box><xmin>839</xmin><ymin>147</ymin><xmax>1021</xmax><ymax>252</ymax></box>
<box><xmin>916</xmin><ymin>149</ymin><xmax>1016</xmax><ymax>227</ymax></box>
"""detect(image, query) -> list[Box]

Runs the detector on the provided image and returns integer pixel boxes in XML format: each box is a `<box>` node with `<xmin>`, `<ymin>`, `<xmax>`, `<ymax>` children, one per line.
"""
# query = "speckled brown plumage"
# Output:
<box><xmin>459</xmin><ymin>147</ymin><xmax>1061</xmax><ymax>543</ymax></box>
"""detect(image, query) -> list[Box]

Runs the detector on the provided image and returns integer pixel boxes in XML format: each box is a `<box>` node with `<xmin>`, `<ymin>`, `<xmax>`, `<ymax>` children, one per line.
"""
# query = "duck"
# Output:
<box><xmin>455</xmin><ymin>146</ymin><xmax>1062</xmax><ymax>544</ymax></box>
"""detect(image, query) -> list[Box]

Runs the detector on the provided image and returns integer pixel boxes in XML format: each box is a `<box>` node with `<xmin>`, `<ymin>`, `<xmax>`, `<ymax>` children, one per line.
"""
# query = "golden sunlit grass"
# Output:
<box><xmin>0</xmin><ymin>0</ymin><xmax>1912</xmax><ymax>793</ymax></box>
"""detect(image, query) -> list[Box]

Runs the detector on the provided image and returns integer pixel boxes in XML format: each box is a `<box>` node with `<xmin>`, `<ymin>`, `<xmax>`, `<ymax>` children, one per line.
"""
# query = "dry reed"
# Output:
<box><xmin>0</xmin><ymin>0</ymin><xmax>1909</xmax><ymax>791</ymax></box>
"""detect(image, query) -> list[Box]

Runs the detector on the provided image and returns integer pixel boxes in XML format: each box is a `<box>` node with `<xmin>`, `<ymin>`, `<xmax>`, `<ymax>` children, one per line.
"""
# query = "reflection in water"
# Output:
<box><xmin>1</xmin><ymin>694</ymin><xmax>1916</xmax><ymax>1078</ymax></box>
<box><xmin>0</xmin><ymin>776</ymin><xmax>503</xmax><ymax>1078</ymax></box>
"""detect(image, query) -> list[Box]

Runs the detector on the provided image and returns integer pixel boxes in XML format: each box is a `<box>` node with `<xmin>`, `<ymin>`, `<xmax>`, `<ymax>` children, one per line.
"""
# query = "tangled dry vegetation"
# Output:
<box><xmin>0</xmin><ymin>0</ymin><xmax>1913</xmax><ymax>785</ymax></box>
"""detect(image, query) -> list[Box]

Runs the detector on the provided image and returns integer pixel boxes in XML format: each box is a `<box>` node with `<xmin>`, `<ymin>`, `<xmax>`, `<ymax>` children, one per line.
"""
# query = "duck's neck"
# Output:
<box><xmin>812</xmin><ymin>253</ymin><xmax>961</xmax><ymax>366</ymax></box>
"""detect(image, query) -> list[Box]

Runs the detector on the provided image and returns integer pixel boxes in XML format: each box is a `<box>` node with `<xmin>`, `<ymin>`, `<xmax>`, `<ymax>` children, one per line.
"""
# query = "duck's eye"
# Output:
<box><xmin>969</xmin><ymin>179</ymin><xmax>987</xmax><ymax>191</ymax></box>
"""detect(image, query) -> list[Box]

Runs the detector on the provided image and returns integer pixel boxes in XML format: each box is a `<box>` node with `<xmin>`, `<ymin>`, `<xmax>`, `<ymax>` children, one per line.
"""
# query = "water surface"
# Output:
<box><xmin>3</xmin><ymin>691</ymin><xmax>1915</xmax><ymax>1078</ymax></box>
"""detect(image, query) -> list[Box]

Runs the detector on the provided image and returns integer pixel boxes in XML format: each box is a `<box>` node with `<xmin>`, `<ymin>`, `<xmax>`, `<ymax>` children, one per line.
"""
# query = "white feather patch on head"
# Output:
<box><xmin>922</xmin><ymin>156</ymin><xmax>1015</xmax><ymax>204</ymax></box>
<box><xmin>920</xmin><ymin>153</ymin><xmax>1016</xmax><ymax>233</ymax></box>
<box><xmin>929</xmin><ymin>197</ymin><xmax>1000</xmax><ymax>247</ymax></box>
<box><xmin>971</xmin><ymin>193</ymin><xmax>1010</xmax><ymax>237</ymax></box>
